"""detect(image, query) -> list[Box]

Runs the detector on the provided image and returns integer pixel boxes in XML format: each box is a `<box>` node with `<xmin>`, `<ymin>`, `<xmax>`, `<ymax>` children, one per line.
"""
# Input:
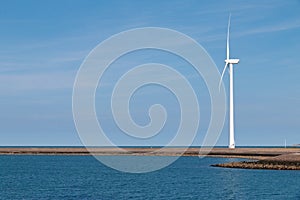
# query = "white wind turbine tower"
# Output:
<box><xmin>219</xmin><ymin>14</ymin><xmax>239</xmax><ymax>149</ymax></box>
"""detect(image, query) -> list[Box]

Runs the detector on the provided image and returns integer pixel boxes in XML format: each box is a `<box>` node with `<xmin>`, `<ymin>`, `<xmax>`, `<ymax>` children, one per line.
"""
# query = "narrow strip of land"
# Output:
<box><xmin>1</xmin><ymin>147</ymin><xmax>299</xmax><ymax>170</ymax></box>
<box><xmin>212</xmin><ymin>152</ymin><xmax>300</xmax><ymax>170</ymax></box>
<box><xmin>0</xmin><ymin>147</ymin><xmax>299</xmax><ymax>157</ymax></box>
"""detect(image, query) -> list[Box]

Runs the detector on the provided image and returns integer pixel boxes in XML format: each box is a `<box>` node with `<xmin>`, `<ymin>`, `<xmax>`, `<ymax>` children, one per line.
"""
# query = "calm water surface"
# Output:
<box><xmin>0</xmin><ymin>156</ymin><xmax>300</xmax><ymax>199</ymax></box>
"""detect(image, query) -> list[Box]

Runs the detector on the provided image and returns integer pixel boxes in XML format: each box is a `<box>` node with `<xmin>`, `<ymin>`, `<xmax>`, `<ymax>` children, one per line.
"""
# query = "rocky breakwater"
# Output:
<box><xmin>212</xmin><ymin>153</ymin><xmax>300</xmax><ymax>170</ymax></box>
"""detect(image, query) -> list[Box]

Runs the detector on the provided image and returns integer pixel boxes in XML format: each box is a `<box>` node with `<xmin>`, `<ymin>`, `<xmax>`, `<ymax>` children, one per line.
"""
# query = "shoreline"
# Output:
<box><xmin>1</xmin><ymin>147</ymin><xmax>300</xmax><ymax>170</ymax></box>
<box><xmin>212</xmin><ymin>152</ymin><xmax>300</xmax><ymax>170</ymax></box>
<box><xmin>0</xmin><ymin>147</ymin><xmax>299</xmax><ymax>156</ymax></box>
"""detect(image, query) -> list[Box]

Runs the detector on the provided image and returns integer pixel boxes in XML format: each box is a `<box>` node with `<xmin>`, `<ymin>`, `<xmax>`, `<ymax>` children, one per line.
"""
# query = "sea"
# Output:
<box><xmin>1</xmin><ymin>153</ymin><xmax>300</xmax><ymax>199</ymax></box>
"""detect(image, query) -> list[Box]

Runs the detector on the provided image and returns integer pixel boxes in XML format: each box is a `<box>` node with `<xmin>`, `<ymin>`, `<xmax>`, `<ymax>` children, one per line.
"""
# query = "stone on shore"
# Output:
<box><xmin>212</xmin><ymin>153</ymin><xmax>300</xmax><ymax>170</ymax></box>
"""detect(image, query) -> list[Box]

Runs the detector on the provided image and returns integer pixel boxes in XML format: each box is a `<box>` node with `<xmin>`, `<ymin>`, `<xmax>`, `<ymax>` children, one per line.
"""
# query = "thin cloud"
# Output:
<box><xmin>237</xmin><ymin>19</ymin><xmax>300</xmax><ymax>37</ymax></box>
<box><xmin>0</xmin><ymin>71</ymin><xmax>75</xmax><ymax>91</ymax></box>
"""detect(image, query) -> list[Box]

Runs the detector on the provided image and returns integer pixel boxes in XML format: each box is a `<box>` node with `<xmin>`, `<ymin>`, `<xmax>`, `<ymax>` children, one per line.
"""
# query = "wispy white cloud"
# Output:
<box><xmin>0</xmin><ymin>70</ymin><xmax>75</xmax><ymax>91</ymax></box>
<box><xmin>236</xmin><ymin>19</ymin><xmax>300</xmax><ymax>37</ymax></box>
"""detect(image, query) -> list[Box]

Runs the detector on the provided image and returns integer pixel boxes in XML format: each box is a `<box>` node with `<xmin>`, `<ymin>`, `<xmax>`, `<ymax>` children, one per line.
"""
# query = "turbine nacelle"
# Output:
<box><xmin>225</xmin><ymin>59</ymin><xmax>240</xmax><ymax>64</ymax></box>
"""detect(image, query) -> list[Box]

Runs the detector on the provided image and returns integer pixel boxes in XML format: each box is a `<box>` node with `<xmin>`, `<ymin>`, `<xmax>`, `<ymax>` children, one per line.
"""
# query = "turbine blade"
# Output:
<box><xmin>219</xmin><ymin>62</ymin><xmax>228</xmax><ymax>90</ymax></box>
<box><xmin>226</xmin><ymin>13</ymin><xmax>231</xmax><ymax>60</ymax></box>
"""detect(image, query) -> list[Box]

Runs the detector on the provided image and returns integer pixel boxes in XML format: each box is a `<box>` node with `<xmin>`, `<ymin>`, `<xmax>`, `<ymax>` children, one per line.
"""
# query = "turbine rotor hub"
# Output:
<box><xmin>225</xmin><ymin>59</ymin><xmax>240</xmax><ymax>64</ymax></box>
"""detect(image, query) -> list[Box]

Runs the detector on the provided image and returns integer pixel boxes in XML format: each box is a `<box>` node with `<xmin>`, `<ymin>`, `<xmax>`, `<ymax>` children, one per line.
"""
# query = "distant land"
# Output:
<box><xmin>1</xmin><ymin>147</ymin><xmax>300</xmax><ymax>170</ymax></box>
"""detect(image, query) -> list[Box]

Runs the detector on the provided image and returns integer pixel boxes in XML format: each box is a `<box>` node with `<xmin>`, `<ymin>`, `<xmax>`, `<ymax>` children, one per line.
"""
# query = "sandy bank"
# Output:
<box><xmin>1</xmin><ymin>147</ymin><xmax>300</xmax><ymax>170</ymax></box>
<box><xmin>0</xmin><ymin>147</ymin><xmax>299</xmax><ymax>157</ymax></box>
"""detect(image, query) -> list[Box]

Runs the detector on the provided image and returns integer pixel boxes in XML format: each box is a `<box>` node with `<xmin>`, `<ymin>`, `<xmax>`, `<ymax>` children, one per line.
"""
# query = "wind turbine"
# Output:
<box><xmin>219</xmin><ymin>14</ymin><xmax>239</xmax><ymax>149</ymax></box>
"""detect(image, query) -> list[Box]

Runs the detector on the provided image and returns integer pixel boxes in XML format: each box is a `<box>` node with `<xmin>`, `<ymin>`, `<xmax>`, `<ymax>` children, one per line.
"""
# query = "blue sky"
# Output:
<box><xmin>0</xmin><ymin>0</ymin><xmax>299</xmax><ymax>146</ymax></box>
